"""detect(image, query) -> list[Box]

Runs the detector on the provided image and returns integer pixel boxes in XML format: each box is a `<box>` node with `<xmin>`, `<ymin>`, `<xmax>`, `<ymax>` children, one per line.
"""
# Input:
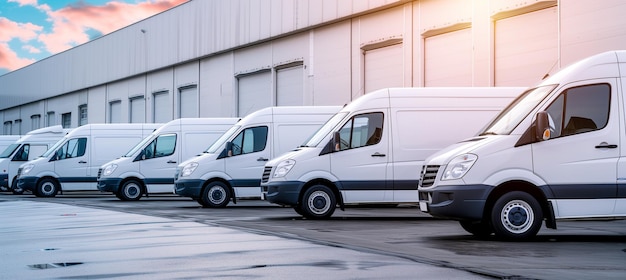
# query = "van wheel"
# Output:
<box><xmin>459</xmin><ymin>220</ymin><xmax>493</xmax><ymax>237</ymax></box>
<box><xmin>201</xmin><ymin>181</ymin><xmax>230</xmax><ymax>208</ymax></box>
<box><xmin>301</xmin><ymin>185</ymin><xmax>336</xmax><ymax>219</ymax></box>
<box><xmin>119</xmin><ymin>180</ymin><xmax>144</xmax><ymax>201</ymax></box>
<box><xmin>11</xmin><ymin>178</ymin><xmax>24</xmax><ymax>195</ymax></box>
<box><xmin>37</xmin><ymin>178</ymin><xmax>59</xmax><ymax>198</ymax></box>
<box><xmin>490</xmin><ymin>191</ymin><xmax>543</xmax><ymax>240</ymax></box>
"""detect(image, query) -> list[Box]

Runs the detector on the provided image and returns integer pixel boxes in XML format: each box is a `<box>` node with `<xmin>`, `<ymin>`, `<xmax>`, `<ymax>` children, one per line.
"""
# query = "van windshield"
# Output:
<box><xmin>0</xmin><ymin>144</ymin><xmax>20</xmax><ymax>158</ymax></box>
<box><xmin>124</xmin><ymin>134</ymin><xmax>156</xmax><ymax>157</ymax></box>
<box><xmin>300</xmin><ymin>112</ymin><xmax>349</xmax><ymax>147</ymax></box>
<box><xmin>205</xmin><ymin>125</ymin><xmax>241</xmax><ymax>153</ymax></box>
<box><xmin>41</xmin><ymin>138</ymin><xmax>67</xmax><ymax>158</ymax></box>
<box><xmin>481</xmin><ymin>85</ymin><xmax>556</xmax><ymax>135</ymax></box>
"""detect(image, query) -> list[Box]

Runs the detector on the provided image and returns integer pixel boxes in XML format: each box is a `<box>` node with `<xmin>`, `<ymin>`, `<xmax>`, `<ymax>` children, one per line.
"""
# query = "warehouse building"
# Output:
<box><xmin>1</xmin><ymin>0</ymin><xmax>625</xmax><ymax>135</ymax></box>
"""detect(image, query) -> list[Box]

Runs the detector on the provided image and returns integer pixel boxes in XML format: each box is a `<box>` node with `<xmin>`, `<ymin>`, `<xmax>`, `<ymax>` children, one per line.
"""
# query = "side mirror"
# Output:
<box><xmin>333</xmin><ymin>131</ymin><xmax>341</xmax><ymax>152</ymax></box>
<box><xmin>535</xmin><ymin>111</ymin><xmax>551</xmax><ymax>141</ymax></box>
<box><xmin>225</xmin><ymin>142</ymin><xmax>234</xmax><ymax>157</ymax></box>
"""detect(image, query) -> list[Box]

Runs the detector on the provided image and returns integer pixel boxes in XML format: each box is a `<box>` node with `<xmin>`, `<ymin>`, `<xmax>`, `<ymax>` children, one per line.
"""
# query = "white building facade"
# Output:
<box><xmin>1</xmin><ymin>0</ymin><xmax>625</xmax><ymax>135</ymax></box>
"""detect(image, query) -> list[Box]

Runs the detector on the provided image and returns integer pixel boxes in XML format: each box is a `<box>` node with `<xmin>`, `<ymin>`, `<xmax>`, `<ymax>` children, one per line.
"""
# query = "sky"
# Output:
<box><xmin>0</xmin><ymin>0</ymin><xmax>188</xmax><ymax>75</ymax></box>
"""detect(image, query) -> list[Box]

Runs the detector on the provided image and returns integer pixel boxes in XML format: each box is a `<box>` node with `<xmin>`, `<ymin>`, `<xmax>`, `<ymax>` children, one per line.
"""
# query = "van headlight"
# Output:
<box><xmin>442</xmin><ymin>154</ymin><xmax>477</xmax><ymax>181</ymax></box>
<box><xmin>273</xmin><ymin>159</ymin><xmax>295</xmax><ymax>178</ymax></box>
<box><xmin>180</xmin><ymin>162</ymin><xmax>199</xmax><ymax>177</ymax></box>
<box><xmin>102</xmin><ymin>164</ymin><xmax>118</xmax><ymax>176</ymax></box>
<box><xmin>21</xmin><ymin>163</ymin><xmax>35</xmax><ymax>175</ymax></box>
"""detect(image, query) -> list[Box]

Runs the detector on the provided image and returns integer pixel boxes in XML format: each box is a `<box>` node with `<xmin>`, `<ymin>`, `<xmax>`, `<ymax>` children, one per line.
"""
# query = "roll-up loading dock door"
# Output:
<box><xmin>238</xmin><ymin>71</ymin><xmax>271</xmax><ymax>117</ymax></box>
<box><xmin>364</xmin><ymin>43</ymin><xmax>404</xmax><ymax>94</ymax></box>
<box><xmin>276</xmin><ymin>64</ymin><xmax>304</xmax><ymax>106</ymax></box>
<box><xmin>424</xmin><ymin>28</ymin><xmax>473</xmax><ymax>87</ymax></box>
<box><xmin>179</xmin><ymin>86</ymin><xmax>198</xmax><ymax>118</ymax></box>
<box><xmin>494</xmin><ymin>6</ymin><xmax>558</xmax><ymax>86</ymax></box>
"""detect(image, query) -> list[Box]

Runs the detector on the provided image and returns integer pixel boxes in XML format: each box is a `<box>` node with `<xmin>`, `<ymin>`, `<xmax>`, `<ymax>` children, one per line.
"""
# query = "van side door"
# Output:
<box><xmin>223</xmin><ymin>126</ymin><xmax>269</xmax><ymax>198</ymax></box>
<box><xmin>52</xmin><ymin>137</ymin><xmax>89</xmax><ymax>191</ymax></box>
<box><xmin>532</xmin><ymin>81</ymin><xmax>618</xmax><ymax>218</ymax></box>
<box><xmin>330</xmin><ymin>111</ymin><xmax>390</xmax><ymax>203</ymax></box>
<box><xmin>139</xmin><ymin>133</ymin><xmax>177</xmax><ymax>193</ymax></box>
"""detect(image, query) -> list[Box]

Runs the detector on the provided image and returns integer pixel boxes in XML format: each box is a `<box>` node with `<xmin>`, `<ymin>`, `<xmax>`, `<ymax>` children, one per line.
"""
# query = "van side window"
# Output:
<box><xmin>337</xmin><ymin>112</ymin><xmax>384</xmax><ymax>151</ymax></box>
<box><xmin>144</xmin><ymin>134</ymin><xmax>176</xmax><ymax>159</ymax></box>
<box><xmin>545</xmin><ymin>84</ymin><xmax>610</xmax><ymax>138</ymax></box>
<box><xmin>231</xmin><ymin>126</ymin><xmax>268</xmax><ymax>156</ymax></box>
<box><xmin>12</xmin><ymin>144</ymin><xmax>30</xmax><ymax>161</ymax></box>
<box><xmin>57</xmin><ymin>138</ymin><xmax>87</xmax><ymax>160</ymax></box>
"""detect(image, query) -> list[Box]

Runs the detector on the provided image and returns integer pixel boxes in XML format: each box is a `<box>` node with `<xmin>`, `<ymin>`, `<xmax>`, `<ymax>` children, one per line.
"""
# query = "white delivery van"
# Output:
<box><xmin>97</xmin><ymin>118</ymin><xmax>238</xmax><ymax>201</ymax></box>
<box><xmin>174</xmin><ymin>106</ymin><xmax>341</xmax><ymax>207</ymax></box>
<box><xmin>17</xmin><ymin>123</ymin><xmax>161</xmax><ymax>197</ymax></box>
<box><xmin>261</xmin><ymin>87</ymin><xmax>523</xmax><ymax>219</ymax></box>
<box><xmin>0</xmin><ymin>125</ymin><xmax>70</xmax><ymax>194</ymax></box>
<box><xmin>418</xmin><ymin>50</ymin><xmax>626</xmax><ymax>240</ymax></box>
<box><xmin>0</xmin><ymin>135</ymin><xmax>21</xmax><ymax>154</ymax></box>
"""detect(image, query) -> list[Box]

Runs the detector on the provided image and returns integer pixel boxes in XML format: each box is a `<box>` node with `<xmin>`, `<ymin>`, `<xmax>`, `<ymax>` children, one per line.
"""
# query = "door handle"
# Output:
<box><xmin>78</xmin><ymin>161</ymin><xmax>87</xmax><ymax>164</ymax></box>
<box><xmin>371</xmin><ymin>152</ymin><xmax>386</xmax><ymax>157</ymax></box>
<box><xmin>167</xmin><ymin>160</ymin><xmax>177</xmax><ymax>164</ymax></box>
<box><xmin>257</xmin><ymin>157</ymin><xmax>269</xmax><ymax>162</ymax></box>
<box><xmin>595</xmin><ymin>143</ymin><xmax>617</xmax><ymax>149</ymax></box>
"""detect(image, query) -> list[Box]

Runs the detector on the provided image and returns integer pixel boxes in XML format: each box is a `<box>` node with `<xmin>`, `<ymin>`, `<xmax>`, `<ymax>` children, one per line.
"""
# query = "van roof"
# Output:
<box><xmin>240</xmin><ymin>106</ymin><xmax>343</xmax><ymax>120</ymax></box>
<box><xmin>64</xmin><ymin>123</ymin><xmax>163</xmax><ymax>137</ymax></box>
<box><xmin>24</xmin><ymin>125</ymin><xmax>67</xmax><ymax>135</ymax></box>
<box><xmin>539</xmin><ymin>50</ymin><xmax>626</xmax><ymax>86</ymax></box>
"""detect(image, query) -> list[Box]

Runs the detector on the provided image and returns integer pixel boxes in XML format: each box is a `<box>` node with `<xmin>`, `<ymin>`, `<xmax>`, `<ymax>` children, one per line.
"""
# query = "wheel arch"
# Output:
<box><xmin>486</xmin><ymin>180</ymin><xmax>556</xmax><ymax>229</ymax></box>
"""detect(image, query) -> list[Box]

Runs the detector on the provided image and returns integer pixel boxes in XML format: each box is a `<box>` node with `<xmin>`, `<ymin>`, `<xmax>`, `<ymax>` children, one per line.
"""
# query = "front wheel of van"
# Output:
<box><xmin>490</xmin><ymin>191</ymin><xmax>543</xmax><ymax>240</ymax></box>
<box><xmin>201</xmin><ymin>181</ymin><xmax>231</xmax><ymax>208</ymax></box>
<box><xmin>119</xmin><ymin>180</ymin><xmax>144</xmax><ymax>201</ymax></box>
<box><xmin>301</xmin><ymin>185</ymin><xmax>336</xmax><ymax>219</ymax></box>
<box><xmin>37</xmin><ymin>178</ymin><xmax>59</xmax><ymax>198</ymax></box>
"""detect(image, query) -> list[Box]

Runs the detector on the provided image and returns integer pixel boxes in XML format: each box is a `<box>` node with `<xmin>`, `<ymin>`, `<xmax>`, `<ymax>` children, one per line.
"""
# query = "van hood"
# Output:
<box><xmin>266</xmin><ymin>147</ymin><xmax>308</xmax><ymax>166</ymax></box>
<box><xmin>101</xmin><ymin>157</ymin><xmax>130</xmax><ymax>168</ymax></box>
<box><xmin>178</xmin><ymin>152</ymin><xmax>217</xmax><ymax>168</ymax></box>
<box><xmin>426</xmin><ymin>135</ymin><xmax>514</xmax><ymax>166</ymax></box>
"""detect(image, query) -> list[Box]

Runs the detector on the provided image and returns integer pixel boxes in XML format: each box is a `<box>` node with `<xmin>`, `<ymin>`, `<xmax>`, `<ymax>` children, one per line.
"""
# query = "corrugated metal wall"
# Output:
<box><xmin>2</xmin><ymin>0</ymin><xmax>626</xmax><ymax>135</ymax></box>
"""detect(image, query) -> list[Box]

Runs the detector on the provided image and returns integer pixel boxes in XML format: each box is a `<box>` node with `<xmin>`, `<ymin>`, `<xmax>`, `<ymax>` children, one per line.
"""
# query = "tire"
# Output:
<box><xmin>37</xmin><ymin>178</ymin><xmax>59</xmax><ymax>198</ymax></box>
<box><xmin>459</xmin><ymin>220</ymin><xmax>493</xmax><ymax>238</ymax></box>
<box><xmin>11</xmin><ymin>177</ymin><xmax>24</xmax><ymax>195</ymax></box>
<box><xmin>118</xmin><ymin>180</ymin><xmax>144</xmax><ymax>201</ymax></box>
<box><xmin>201</xmin><ymin>181</ymin><xmax>231</xmax><ymax>208</ymax></box>
<box><xmin>300</xmin><ymin>184</ymin><xmax>336</xmax><ymax>219</ymax></box>
<box><xmin>293</xmin><ymin>205</ymin><xmax>306</xmax><ymax>216</ymax></box>
<box><xmin>490</xmin><ymin>191</ymin><xmax>543</xmax><ymax>240</ymax></box>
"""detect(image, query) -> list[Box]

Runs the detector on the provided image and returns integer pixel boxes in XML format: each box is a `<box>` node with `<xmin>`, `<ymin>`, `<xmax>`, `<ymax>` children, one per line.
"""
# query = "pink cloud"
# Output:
<box><xmin>39</xmin><ymin>0</ymin><xmax>188</xmax><ymax>53</ymax></box>
<box><xmin>0</xmin><ymin>43</ymin><xmax>36</xmax><ymax>72</ymax></box>
<box><xmin>0</xmin><ymin>17</ymin><xmax>42</xmax><ymax>71</ymax></box>
<box><xmin>0</xmin><ymin>17</ymin><xmax>42</xmax><ymax>42</ymax></box>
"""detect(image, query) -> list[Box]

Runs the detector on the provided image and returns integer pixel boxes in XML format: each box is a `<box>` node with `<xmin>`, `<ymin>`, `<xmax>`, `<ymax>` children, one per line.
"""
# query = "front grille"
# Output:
<box><xmin>419</xmin><ymin>165</ymin><xmax>440</xmax><ymax>188</ymax></box>
<box><xmin>96</xmin><ymin>168</ymin><xmax>102</xmax><ymax>179</ymax></box>
<box><xmin>261</xmin><ymin>166</ymin><xmax>273</xmax><ymax>183</ymax></box>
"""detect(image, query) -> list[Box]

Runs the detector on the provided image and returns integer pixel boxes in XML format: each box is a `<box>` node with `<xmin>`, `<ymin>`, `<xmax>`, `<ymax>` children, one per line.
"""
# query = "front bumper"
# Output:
<box><xmin>17</xmin><ymin>176</ymin><xmax>39</xmax><ymax>192</ymax></box>
<box><xmin>97</xmin><ymin>177</ymin><xmax>123</xmax><ymax>193</ymax></box>
<box><xmin>418</xmin><ymin>184</ymin><xmax>494</xmax><ymax>221</ymax></box>
<box><xmin>264</xmin><ymin>180</ymin><xmax>306</xmax><ymax>206</ymax></box>
<box><xmin>174</xmin><ymin>179</ymin><xmax>205</xmax><ymax>198</ymax></box>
